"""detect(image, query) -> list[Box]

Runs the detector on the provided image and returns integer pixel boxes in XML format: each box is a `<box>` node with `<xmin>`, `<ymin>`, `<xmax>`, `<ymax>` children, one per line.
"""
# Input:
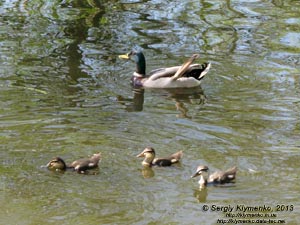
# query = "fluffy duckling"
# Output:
<box><xmin>136</xmin><ymin>147</ymin><xmax>183</xmax><ymax>167</ymax></box>
<box><xmin>46</xmin><ymin>157</ymin><xmax>67</xmax><ymax>171</ymax></box>
<box><xmin>191</xmin><ymin>165</ymin><xmax>237</xmax><ymax>189</ymax></box>
<box><xmin>47</xmin><ymin>153</ymin><xmax>101</xmax><ymax>173</ymax></box>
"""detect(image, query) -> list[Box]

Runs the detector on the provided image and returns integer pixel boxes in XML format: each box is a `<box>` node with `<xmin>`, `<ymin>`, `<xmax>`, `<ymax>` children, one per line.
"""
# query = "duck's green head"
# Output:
<box><xmin>119</xmin><ymin>51</ymin><xmax>146</xmax><ymax>75</ymax></box>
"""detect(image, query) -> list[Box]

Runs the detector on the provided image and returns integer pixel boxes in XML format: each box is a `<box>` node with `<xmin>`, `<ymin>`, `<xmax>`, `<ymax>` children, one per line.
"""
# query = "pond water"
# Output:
<box><xmin>0</xmin><ymin>0</ymin><xmax>299</xmax><ymax>224</ymax></box>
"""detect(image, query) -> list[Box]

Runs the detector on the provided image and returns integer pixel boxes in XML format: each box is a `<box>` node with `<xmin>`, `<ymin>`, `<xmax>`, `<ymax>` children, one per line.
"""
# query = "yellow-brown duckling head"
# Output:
<box><xmin>136</xmin><ymin>147</ymin><xmax>155</xmax><ymax>167</ymax></box>
<box><xmin>191</xmin><ymin>165</ymin><xmax>209</xmax><ymax>189</ymax></box>
<box><xmin>46</xmin><ymin>157</ymin><xmax>67</xmax><ymax>171</ymax></box>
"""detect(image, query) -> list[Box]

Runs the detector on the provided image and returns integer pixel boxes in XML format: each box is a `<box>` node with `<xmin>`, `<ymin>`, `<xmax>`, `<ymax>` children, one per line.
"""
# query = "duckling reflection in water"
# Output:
<box><xmin>46</xmin><ymin>153</ymin><xmax>101</xmax><ymax>174</ymax></box>
<box><xmin>191</xmin><ymin>165</ymin><xmax>237</xmax><ymax>189</ymax></box>
<box><xmin>136</xmin><ymin>147</ymin><xmax>183</xmax><ymax>167</ymax></box>
<box><xmin>193</xmin><ymin>187</ymin><xmax>208</xmax><ymax>203</ymax></box>
<box><xmin>141</xmin><ymin>166</ymin><xmax>155</xmax><ymax>178</ymax></box>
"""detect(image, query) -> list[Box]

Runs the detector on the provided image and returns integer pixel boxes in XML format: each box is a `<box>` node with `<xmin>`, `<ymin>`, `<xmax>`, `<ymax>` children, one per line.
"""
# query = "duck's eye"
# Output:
<box><xmin>129</xmin><ymin>51</ymin><xmax>137</xmax><ymax>56</ymax></box>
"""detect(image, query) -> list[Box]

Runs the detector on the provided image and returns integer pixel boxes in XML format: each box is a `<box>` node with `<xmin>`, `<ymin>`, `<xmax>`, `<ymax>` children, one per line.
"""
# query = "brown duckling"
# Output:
<box><xmin>136</xmin><ymin>147</ymin><xmax>183</xmax><ymax>167</ymax></box>
<box><xmin>191</xmin><ymin>165</ymin><xmax>237</xmax><ymax>189</ymax></box>
<box><xmin>46</xmin><ymin>157</ymin><xmax>67</xmax><ymax>171</ymax></box>
<box><xmin>47</xmin><ymin>153</ymin><xmax>101</xmax><ymax>173</ymax></box>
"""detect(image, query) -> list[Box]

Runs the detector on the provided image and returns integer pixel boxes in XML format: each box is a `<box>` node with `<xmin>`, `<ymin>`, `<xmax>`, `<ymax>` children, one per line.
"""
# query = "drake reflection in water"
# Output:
<box><xmin>117</xmin><ymin>88</ymin><xmax>145</xmax><ymax>112</ymax></box>
<box><xmin>117</xmin><ymin>86</ymin><xmax>206</xmax><ymax>117</ymax></box>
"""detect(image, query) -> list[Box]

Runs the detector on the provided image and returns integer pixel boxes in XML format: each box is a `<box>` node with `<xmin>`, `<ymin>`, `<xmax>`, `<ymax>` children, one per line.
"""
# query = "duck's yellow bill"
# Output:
<box><xmin>118</xmin><ymin>54</ymin><xmax>130</xmax><ymax>59</ymax></box>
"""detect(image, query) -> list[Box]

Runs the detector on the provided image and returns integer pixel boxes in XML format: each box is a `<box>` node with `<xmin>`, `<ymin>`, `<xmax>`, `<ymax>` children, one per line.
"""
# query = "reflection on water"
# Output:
<box><xmin>194</xmin><ymin>188</ymin><xmax>208</xmax><ymax>203</ymax></box>
<box><xmin>117</xmin><ymin>88</ymin><xmax>145</xmax><ymax>112</ymax></box>
<box><xmin>0</xmin><ymin>0</ymin><xmax>300</xmax><ymax>224</ymax></box>
<box><xmin>167</xmin><ymin>87</ymin><xmax>206</xmax><ymax>118</ymax></box>
<box><xmin>117</xmin><ymin>86</ymin><xmax>206</xmax><ymax>118</ymax></box>
<box><xmin>140</xmin><ymin>166</ymin><xmax>155</xmax><ymax>178</ymax></box>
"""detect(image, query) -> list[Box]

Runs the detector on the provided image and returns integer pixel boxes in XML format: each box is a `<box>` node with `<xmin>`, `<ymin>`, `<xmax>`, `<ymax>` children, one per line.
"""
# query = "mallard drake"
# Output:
<box><xmin>119</xmin><ymin>51</ymin><xmax>211</xmax><ymax>88</ymax></box>
<box><xmin>46</xmin><ymin>153</ymin><xmax>101</xmax><ymax>173</ymax></box>
<box><xmin>136</xmin><ymin>147</ymin><xmax>183</xmax><ymax>167</ymax></box>
<box><xmin>191</xmin><ymin>165</ymin><xmax>237</xmax><ymax>189</ymax></box>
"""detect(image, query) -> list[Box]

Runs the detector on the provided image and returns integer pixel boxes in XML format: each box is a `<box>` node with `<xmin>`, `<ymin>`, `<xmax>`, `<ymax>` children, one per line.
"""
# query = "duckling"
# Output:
<box><xmin>46</xmin><ymin>157</ymin><xmax>67</xmax><ymax>171</ymax></box>
<box><xmin>136</xmin><ymin>147</ymin><xmax>183</xmax><ymax>167</ymax></box>
<box><xmin>191</xmin><ymin>165</ymin><xmax>237</xmax><ymax>189</ymax></box>
<box><xmin>46</xmin><ymin>153</ymin><xmax>101</xmax><ymax>173</ymax></box>
<box><xmin>69</xmin><ymin>153</ymin><xmax>101</xmax><ymax>172</ymax></box>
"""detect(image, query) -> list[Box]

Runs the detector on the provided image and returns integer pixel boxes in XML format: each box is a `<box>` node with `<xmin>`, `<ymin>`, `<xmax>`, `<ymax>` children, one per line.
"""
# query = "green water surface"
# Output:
<box><xmin>0</xmin><ymin>0</ymin><xmax>299</xmax><ymax>224</ymax></box>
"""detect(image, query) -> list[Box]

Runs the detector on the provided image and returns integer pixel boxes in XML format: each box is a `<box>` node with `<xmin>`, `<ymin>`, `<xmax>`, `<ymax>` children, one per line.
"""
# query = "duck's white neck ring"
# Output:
<box><xmin>133</xmin><ymin>72</ymin><xmax>144</xmax><ymax>77</ymax></box>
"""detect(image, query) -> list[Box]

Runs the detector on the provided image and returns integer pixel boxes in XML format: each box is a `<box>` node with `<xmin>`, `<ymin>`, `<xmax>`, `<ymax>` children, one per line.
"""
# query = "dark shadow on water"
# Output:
<box><xmin>117</xmin><ymin>88</ymin><xmax>145</xmax><ymax>112</ymax></box>
<box><xmin>117</xmin><ymin>86</ymin><xmax>206</xmax><ymax>117</ymax></box>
